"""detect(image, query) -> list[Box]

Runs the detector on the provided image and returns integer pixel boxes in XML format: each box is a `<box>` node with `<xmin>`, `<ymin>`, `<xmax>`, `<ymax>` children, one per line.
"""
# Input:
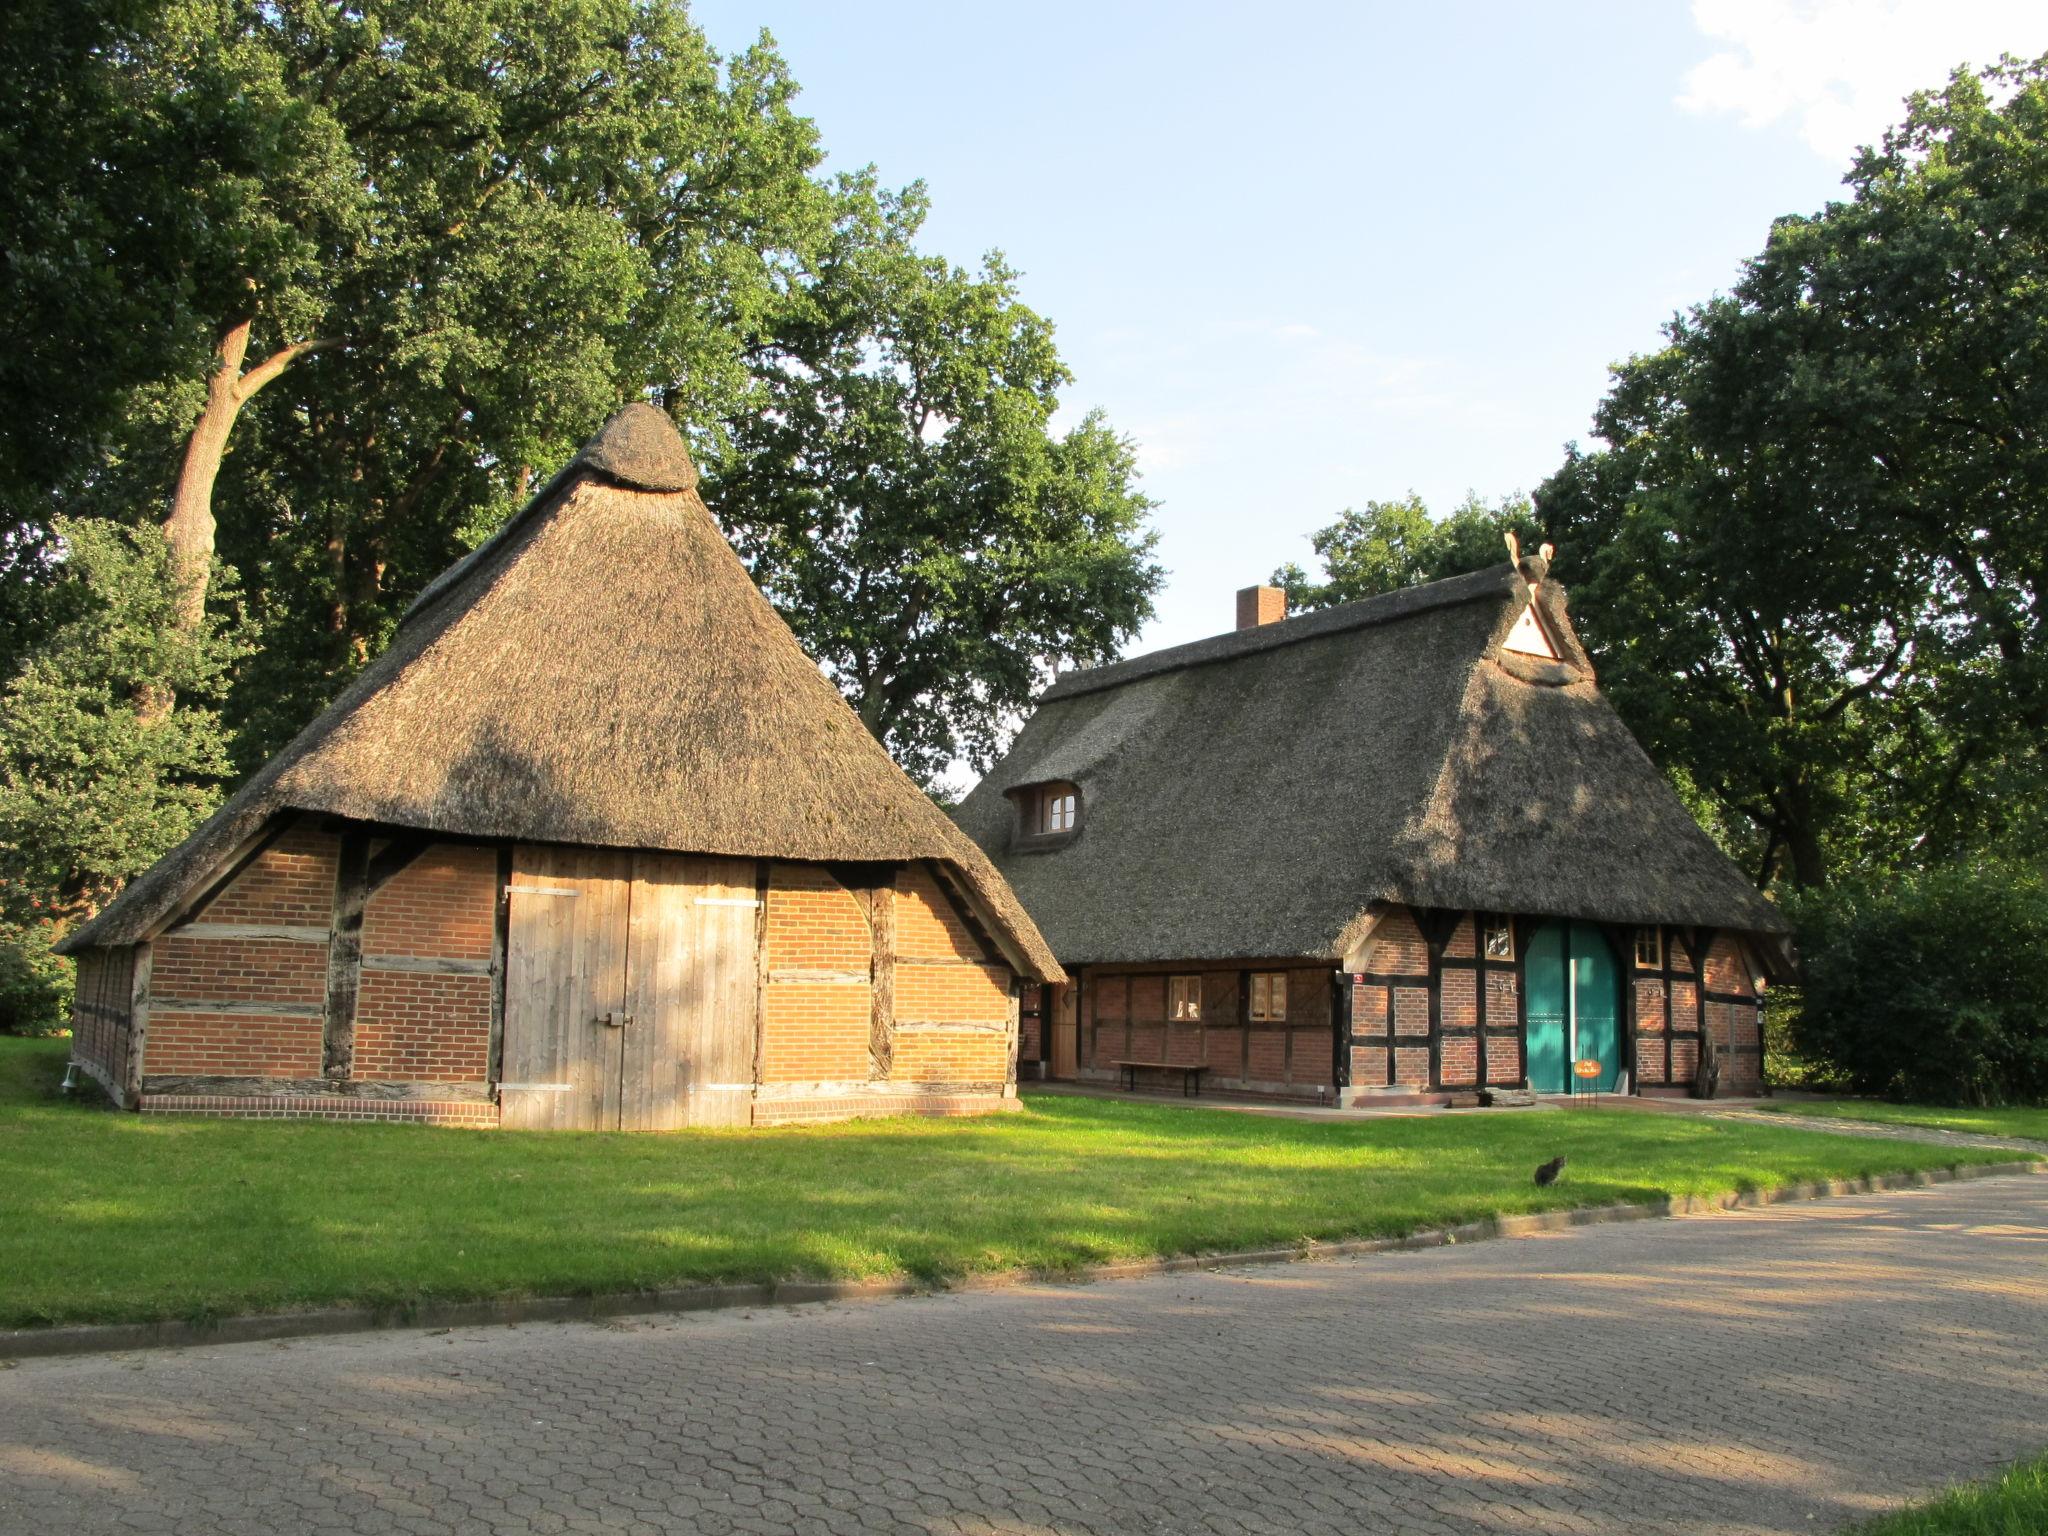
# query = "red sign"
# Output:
<box><xmin>1573</xmin><ymin>1058</ymin><xmax>1603</xmax><ymax>1080</ymax></box>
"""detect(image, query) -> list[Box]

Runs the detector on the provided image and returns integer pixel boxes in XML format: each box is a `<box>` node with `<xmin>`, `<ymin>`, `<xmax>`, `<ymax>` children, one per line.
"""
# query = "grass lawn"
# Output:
<box><xmin>1761</xmin><ymin>1098</ymin><xmax>2048</xmax><ymax>1143</ymax></box>
<box><xmin>0</xmin><ymin>1034</ymin><xmax>2026</xmax><ymax>1330</ymax></box>
<box><xmin>1847</xmin><ymin>1451</ymin><xmax>2048</xmax><ymax>1534</ymax></box>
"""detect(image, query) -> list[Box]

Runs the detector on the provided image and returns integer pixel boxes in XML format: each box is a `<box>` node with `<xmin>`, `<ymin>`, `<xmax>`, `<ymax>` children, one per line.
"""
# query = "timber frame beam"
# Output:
<box><xmin>319</xmin><ymin>825</ymin><xmax>436</xmax><ymax>1084</ymax></box>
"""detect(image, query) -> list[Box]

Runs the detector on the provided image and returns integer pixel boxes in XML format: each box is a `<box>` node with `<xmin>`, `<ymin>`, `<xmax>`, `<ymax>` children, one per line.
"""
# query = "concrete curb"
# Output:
<box><xmin>4</xmin><ymin>1158</ymin><xmax>2041</xmax><ymax>1363</ymax></box>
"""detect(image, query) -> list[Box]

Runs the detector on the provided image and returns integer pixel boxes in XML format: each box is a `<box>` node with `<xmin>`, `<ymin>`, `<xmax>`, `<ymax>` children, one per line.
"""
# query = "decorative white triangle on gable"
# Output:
<box><xmin>1503</xmin><ymin>601</ymin><xmax>1559</xmax><ymax>659</ymax></box>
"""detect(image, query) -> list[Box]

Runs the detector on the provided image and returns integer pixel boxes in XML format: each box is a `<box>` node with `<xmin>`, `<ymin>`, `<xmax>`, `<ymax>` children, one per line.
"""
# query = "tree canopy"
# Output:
<box><xmin>0</xmin><ymin>0</ymin><xmax>1160</xmax><ymax>1006</ymax></box>
<box><xmin>1535</xmin><ymin>56</ymin><xmax>2048</xmax><ymax>890</ymax></box>
<box><xmin>1274</xmin><ymin>492</ymin><xmax>1539</xmax><ymax>613</ymax></box>
<box><xmin>709</xmin><ymin>182</ymin><xmax>1158</xmax><ymax>782</ymax></box>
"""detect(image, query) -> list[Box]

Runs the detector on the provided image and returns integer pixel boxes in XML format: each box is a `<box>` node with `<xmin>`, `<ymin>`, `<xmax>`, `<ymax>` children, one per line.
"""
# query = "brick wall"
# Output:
<box><xmin>762</xmin><ymin>865</ymin><xmax>872</xmax><ymax>1082</ymax></box>
<box><xmin>202</xmin><ymin>823</ymin><xmax>337</xmax><ymax>926</ymax></box>
<box><xmin>144</xmin><ymin>823</ymin><xmax>335</xmax><ymax>1079</ymax></box>
<box><xmin>1368</xmin><ymin>909</ymin><xmax>1430</xmax><ymax>975</ymax></box>
<box><xmin>759</xmin><ymin>861</ymin><xmax>1018</xmax><ymax>1089</ymax></box>
<box><xmin>1484</xmin><ymin>968</ymin><xmax>1520</xmax><ymax>1085</ymax></box>
<box><xmin>354</xmin><ymin>845</ymin><xmax>496</xmax><ymax>1084</ymax></box>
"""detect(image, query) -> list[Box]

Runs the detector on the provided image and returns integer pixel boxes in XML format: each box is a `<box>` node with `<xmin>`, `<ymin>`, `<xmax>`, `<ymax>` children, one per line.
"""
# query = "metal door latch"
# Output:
<box><xmin>595</xmin><ymin>1011</ymin><xmax>633</xmax><ymax>1028</ymax></box>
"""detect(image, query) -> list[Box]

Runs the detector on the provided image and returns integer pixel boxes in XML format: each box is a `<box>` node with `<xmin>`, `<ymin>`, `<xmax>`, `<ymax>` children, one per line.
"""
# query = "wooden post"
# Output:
<box><xmin>488</xmin><ymin>844</ymin><xmax>512</xmax><ymax>1085</ymax></box>
<box><xmin>122</xmin><ymin>944</ymin><xmax>153</xmax><ymax>1110</ymax></box>
<box><xmin>751</xmin><ymin>860</ymin><xmax>771</xmax><ymax>1101</ymax></box>
<box><xmin>869</xmin><ymin>880</ymin><xmax>897</xmax><ymax>1080</ymax></box>
<box><xmin>322</xmin><ymin>831</ymin><xmax>372</xmax><ymax>1082</ymax></box>
<box><xmin>1473</xmin><ymin>915</ymin><xmax>1488</xmax><ymax>1090</ymax></box>
<box><xmin>1006</xmin><ymin>977</ymin><xmax>1021</xmax><ymax>1088</ymax></box>
<box><xmin>1331</xmin><ymin>970</ymin><xmax>1350</xmax><ymax>1090</ymax></box>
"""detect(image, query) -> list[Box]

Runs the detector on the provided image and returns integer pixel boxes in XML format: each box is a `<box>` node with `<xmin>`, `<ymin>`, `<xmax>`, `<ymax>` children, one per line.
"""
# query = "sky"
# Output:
<box><xmin>688</xmin><ymin>0</ymin><xmax>2048</xmax><ymax>656</ymax></box>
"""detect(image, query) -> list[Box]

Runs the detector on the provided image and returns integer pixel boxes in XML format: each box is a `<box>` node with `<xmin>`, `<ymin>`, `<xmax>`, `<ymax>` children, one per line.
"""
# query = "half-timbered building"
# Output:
<box><xmin>59</xmin><ymin>404</ymin><xmax>1059</xmax><ymax>1128</ymax></box>
<box><xmin>957</xmin><ymin>548</ymin><xmax>1788</xmax><ymax>1104</ymax></box>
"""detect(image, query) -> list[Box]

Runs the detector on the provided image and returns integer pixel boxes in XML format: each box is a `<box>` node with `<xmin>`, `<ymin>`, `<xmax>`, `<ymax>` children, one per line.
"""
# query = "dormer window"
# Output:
<box><xmin>1041</xmin><ymin>785</ymin><xmax>1077</xmax><ymax>833</ymax></box>
<box><xmin>1014</xmin><ymin>780</ymin><xmax>1081</xmax><ymax>844</ymax></box>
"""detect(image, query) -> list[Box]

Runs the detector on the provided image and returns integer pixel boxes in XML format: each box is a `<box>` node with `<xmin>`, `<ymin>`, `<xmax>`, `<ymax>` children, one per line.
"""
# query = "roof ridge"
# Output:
<box><xmin>1042</xmin><ymin>564</ymin><xmax>1521</xmax><ymax>702</ymax></box>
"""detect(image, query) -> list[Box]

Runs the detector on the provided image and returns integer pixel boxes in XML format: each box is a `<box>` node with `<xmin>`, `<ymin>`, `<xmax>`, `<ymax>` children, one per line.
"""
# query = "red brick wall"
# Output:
<box><xmin>147</xmin><ymin>1010</ymin><xmax>323</xmax><ymax>1077</ymax></box>
<box><xmin>354</xmin><ymin>972</ymin><xmax>491</xmax><ymax>1081</ymax></box>
<box><xmin>1484</xmin><ymin>968</ymin><xmax>1520</xmax><ymax>1085</ymax></box>
<box><xmin>201</xmin><ymin>823</ymin><xmax>336</xmax><ymax>926</ymax></box>
<box><xmin>762</xmin><ymin>865</ymin><xmax>871</xmax><ymax>1082</ymax></box>
<box><xmin>1367</xmin><ymin>909</ymin><xmax>1430</xmax><ymax>975</ymax></box>
<box><xmin>361</xmin><ymin>845</ymin><xmax>495</xmax><ymax>960</ymax></box>
<box><xmin>151</xmin><ymin>933</ymin><xmax>327</xmax><ymax>1006</ymax></box>
<box><xmin>760</xmin><ymin>861</ymin><xmax>1017</xmax><ymax>1088</ymax></box>
<box><xmin>353</xmin><ymin>845</ymin><xmax>496</xmax><ymax>1084</ymax></box>
<box><xmin>145</xmin><ymin>823</ymin><xmax>336</xmax><ymax>1080</ymax></box>
<box><xmin>1635</xmin><ymin>976</ymin><xmax>1669</xmax><ymax>1085</ymax></box>
<box><xmin>146</xmin><ymin>831</ymin><xmax>499</xmax><ymax>1087</ymax></box>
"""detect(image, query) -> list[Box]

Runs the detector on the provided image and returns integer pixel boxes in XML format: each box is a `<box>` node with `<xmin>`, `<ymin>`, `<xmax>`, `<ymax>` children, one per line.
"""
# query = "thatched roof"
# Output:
<box><xmin>64</xmin><ymin>405</ymin><xmax>1060</xmax><ymax>979</ymax></box>
<box><xmin>954</xmin><ymin>564</ymin><xmax>1785</xmax><ymax>968</ymax></box>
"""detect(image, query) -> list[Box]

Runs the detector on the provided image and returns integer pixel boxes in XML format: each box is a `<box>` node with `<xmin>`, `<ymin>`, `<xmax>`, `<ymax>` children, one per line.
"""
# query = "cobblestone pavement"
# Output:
<box><xmin>2</xmin><ymin>1175</ymin><xmax>2044</xmax><ymax>1536</ymax></box>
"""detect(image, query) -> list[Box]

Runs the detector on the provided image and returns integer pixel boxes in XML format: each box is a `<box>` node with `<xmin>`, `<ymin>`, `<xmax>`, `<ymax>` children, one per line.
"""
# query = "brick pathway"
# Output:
<box><xmin>1</xmin><ymin>1174</ymin><xmax>2043</xmax><ymax>1535</ymax></box>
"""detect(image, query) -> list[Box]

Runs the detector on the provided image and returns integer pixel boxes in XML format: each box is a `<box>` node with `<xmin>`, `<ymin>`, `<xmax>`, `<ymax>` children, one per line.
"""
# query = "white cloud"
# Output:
<box><xmin>1678</xmin><ymin>0</ymin><xmax>2048</xmax><ymax>160</ymax></box>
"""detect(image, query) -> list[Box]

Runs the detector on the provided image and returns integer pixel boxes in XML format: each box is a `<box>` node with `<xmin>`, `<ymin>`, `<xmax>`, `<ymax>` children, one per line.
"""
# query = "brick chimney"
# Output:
<box><xmin>1236</xmin><ymin>584</ymin><xmax>1287</xmax><ymax>630</ymax></box>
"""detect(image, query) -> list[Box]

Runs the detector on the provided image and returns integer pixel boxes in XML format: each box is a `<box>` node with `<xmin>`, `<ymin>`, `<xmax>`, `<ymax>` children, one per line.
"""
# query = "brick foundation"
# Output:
<box><xmin>139</xmin><ymin>1093</ymin><xmax>499</xmax><ymax>1126</ymax></box>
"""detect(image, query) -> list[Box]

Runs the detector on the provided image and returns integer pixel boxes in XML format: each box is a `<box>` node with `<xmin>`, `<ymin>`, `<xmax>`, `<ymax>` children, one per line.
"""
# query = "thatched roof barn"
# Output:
<box><xmin>63</xmin><ymin>404</ymin><xmax>1056</xmax><ymax>1129</ymax></box>
<box><xmin>958</xmin><ymin>554</ymin><xmax>1784</xmax><ymax>1105</ymax></box>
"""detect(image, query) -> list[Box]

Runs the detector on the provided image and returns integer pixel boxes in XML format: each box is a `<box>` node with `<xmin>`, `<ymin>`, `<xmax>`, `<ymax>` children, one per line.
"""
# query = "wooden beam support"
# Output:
<box><xmin>488</xmin><ymin>844</ymin><xmax>512</xmax><ymax>1086</ymax></box>
<box><xmin>121</xmin><ymin>945</ymin><xmax>153</xmax><ymax>1110</ymax></box>
<box><xmin>321</xmin><ymin>831</ymin><xmax>372</xmax><ymax>1082</ymax></box>
<box><xmin>154</xmin><ymin>816</ymin><xmax>297</xmax><ymax>938</ymax></box>
<box><xmin>364</xmin><ymin>832</ymin><xmax>432</xmax><ymax>896</ymax></box>
<box><xmin>869</xmin><ymin>882</ymin><xmax>897</xmax><ymax>1080</ymax></box>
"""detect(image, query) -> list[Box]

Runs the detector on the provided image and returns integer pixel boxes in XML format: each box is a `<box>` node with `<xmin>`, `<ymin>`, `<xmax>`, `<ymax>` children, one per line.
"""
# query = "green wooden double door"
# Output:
<box><xmin>1524</xmin><ymin>921</ymin><xmax>1623</xmax><ymax>1093</ymax></box>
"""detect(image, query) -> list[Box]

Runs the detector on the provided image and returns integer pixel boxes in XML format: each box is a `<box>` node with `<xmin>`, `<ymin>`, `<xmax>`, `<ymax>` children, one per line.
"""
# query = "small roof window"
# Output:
<box><xmin>1014</xmin><ymin>781</ymin><xmax>1081</xmax><ymax>843</ymax></box>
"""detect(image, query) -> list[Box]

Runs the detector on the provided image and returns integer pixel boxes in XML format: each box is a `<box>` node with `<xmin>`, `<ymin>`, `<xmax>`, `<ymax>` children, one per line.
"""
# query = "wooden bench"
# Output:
<box><xmin>1113</xmin><ymin>1060</ymin><xmax>1210</xmax><ymax>1096</ymax></box>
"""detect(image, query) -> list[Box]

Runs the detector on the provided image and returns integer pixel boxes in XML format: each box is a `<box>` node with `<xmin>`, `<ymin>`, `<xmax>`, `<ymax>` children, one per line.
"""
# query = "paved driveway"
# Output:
<box><xmin>2</xmin><ymin>1174</ymin><xmax>2044</xmax><ymax>1536</ymax></box>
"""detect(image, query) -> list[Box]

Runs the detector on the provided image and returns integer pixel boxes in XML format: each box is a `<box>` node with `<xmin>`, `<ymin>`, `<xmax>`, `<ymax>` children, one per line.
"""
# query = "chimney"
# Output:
<box><xmin>1236</xmin><ymin>584</ymin><xmax>1287</xmax><ymax>630</ymax></box>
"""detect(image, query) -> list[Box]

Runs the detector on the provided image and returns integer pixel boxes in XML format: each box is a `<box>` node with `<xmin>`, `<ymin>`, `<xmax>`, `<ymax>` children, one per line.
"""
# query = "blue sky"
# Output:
<box><xmin>690</xmin><ymin>1</ymin><xmax>2048</xmax><ymax>655</ymax></box>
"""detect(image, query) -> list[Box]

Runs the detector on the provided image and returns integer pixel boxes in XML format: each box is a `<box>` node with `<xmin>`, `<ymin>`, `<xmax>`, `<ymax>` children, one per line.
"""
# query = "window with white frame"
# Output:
<box><xmin>1483</xmin><ymin>918</ymin><xmax>1514</xmax><ymax>961</ymax></box>
<box><xmin>1026</xmin><ymin>781</ymin><xmax>1078</xmax><ymax>836</ymax></box>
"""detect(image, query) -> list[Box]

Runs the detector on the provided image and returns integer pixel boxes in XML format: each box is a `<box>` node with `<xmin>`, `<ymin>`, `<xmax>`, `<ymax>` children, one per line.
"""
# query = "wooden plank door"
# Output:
<box><xmin>621</xmin><ymin>854</ymin><xmax>761</xmax><ymax>1129</ymax></box>
<box><xmin>1049</xmin><ymin>983</ymin><xmax>1079</xmax><ymax>1079</ymax></box>
<box><xmin>500</xmin><ymin>846</ymin><xmax>631</xmax><ymax>1130</ymax></box>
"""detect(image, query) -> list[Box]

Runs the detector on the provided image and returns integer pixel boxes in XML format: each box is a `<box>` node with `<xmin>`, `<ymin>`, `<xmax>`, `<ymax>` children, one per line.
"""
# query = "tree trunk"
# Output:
<box><xmin>148</xmin><ymin>313</ymin><xmax>329</xmax><ymax>717</ymax></box>
<box><xmin>163</xmin><ymin>318</ymin><xmax>254</xmax><ymax>632</ymax></box>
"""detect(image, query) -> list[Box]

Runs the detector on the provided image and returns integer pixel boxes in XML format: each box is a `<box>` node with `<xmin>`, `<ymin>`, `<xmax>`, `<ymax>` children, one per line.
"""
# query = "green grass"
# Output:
<box><xmin>1846</xmin><ymin>1451</ymin><xmax>2048</xmax><ymax>1534</ymax></box>
<box><xmin>0</xmin><ymin>1034</ymin><xmax>2025</xmax><ymax>1330</ymax></box>
<box><xmin>1761</xmin><ymin>1098</ymin><xmax>2048</xmax><ymax>1143</ymax></box>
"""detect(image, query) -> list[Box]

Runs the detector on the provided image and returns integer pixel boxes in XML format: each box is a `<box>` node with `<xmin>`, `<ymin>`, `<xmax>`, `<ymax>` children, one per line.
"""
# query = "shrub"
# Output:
<box><xmin>1788</xmin><ymin>863</ymin><xmax>2048</xmax><ymax>1106</ymax></box>
<box><xmin>0</xmin><ymin>911</ymin><xmax>71</xmax><ymax>1035</ymax></box>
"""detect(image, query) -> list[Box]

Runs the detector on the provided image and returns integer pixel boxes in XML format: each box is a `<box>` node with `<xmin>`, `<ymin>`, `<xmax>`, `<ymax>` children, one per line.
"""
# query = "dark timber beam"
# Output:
<box><xmin>321</xmin><ymin>831</ymin><xmax>373</xmax><ymax>1082</ymax></box>
<box><xmin>868</xmin><ymin>883</ymin><xmax>897</xmax><ymax>1080</ymax></box>
<box><xmin>364</xmin><ymin>832</ymin><xmax>431</xmax><ymax>896</ymax></box>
